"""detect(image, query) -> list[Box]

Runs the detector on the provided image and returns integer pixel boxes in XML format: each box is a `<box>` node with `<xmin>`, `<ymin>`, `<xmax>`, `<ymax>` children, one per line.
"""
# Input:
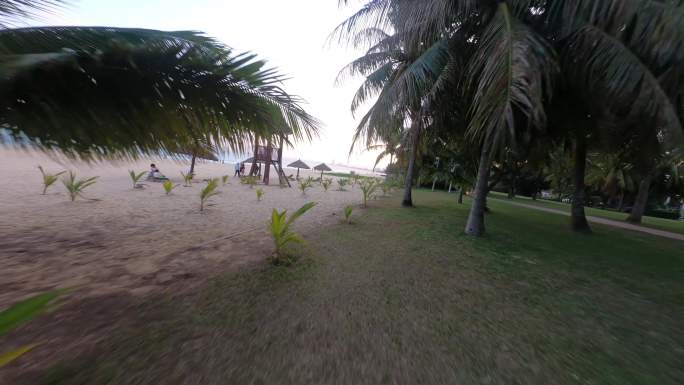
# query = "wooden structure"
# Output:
<box><xmin>247</xmin><ymin>143</ymin><xmax>290</xmax><ymax>187</ymax></box>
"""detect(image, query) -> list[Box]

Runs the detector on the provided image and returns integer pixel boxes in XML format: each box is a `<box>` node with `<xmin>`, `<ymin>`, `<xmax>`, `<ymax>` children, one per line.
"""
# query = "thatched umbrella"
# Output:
<box><xmin>287</xmin><ymin>159</ymin><xmax>310</xmax><ymax>180</ymax></box>
<box><xmin>313</xmin><ymin>163</ymin><xmax>332</xmax><ymax>180</ymax></box>
<box><xmin>175</xmin><ymin>143</ymin><xmax>218</xmax><ymax>174</ymax></box>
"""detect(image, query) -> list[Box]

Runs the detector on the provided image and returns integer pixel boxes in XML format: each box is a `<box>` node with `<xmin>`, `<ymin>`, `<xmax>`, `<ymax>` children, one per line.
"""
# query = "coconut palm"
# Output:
<box><xmin>337</xmin><ymin>0</ymin><xmax>684</xmax><ymax>236</ymax></box>
<box><xmin>334</xmin><ymin>14</ymin><xmax>454</xmax><ymax>207</ymax></box>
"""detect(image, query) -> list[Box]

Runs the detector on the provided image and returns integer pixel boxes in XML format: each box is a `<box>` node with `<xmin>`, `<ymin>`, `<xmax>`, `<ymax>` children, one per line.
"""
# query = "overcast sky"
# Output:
<box><xmin>39</xmin><ymin>0</ymin><xmax>384</xmax><ymax>169</ymax></box>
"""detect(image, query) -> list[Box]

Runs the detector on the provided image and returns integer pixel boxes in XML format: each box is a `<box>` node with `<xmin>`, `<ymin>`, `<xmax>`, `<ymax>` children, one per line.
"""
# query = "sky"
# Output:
<box><xmin>38</xmin><ymin>0</ymin><xmax>385</xmax><ymax>169</ymax></box>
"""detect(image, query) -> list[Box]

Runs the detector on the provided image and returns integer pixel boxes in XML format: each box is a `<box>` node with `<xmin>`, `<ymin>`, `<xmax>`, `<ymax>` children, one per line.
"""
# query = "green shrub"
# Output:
<box><xmin>221</xmin><ymin>175</ymin><xmax>230</xmax><ymax>185</ymax></box>
<box><xmin>321</xmin><ymin>178</ymin><xmax>333</xmax><ymax>192</ymax></box>
<box><xmin>62</xmin><ymin>172</ymin><xmax>98</xmax><ymax>202</ymax></box>
<box><xmin>256</xmin><ymin>188</ymin><xmax>265</xmax><ymax>201</ymax></box>
<box><xmin>38</xmin><ymin>166</ymin><xmax>65</xmax><ymax>195</ymax></box>
<box><xmin>163</xmin><ymin>180</ymin><xmax>179</xmax><ymax>195</ymax></box>
<box><xmin>268</xmin><ymin>202</ymin><xmax>316</xmax><ymax>264</ymax></box>
<box><xmin>200</xmin><ymin>178</ymin><xmax>220</xmax><ymax>211</ymax></box>
<box><xmin>129</xmin><ymin>170</ymin><xmax>146</xmax><ymax>189</ymax></box>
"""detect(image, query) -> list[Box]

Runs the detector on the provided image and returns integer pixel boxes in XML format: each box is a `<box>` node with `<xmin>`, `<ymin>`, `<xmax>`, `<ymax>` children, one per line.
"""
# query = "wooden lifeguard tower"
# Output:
<box><xmin>248</xmin><ymin>142</ymin><xmax>290</xmax><ymax>187</ymax></box>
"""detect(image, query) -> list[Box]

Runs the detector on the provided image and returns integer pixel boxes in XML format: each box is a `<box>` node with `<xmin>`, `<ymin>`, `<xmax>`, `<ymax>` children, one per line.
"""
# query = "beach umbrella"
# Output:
<box><xmin>313</xmin><ymin>163</ymin><xmax>332</xmax><ymax>180</ymax></box>
<box><xmin>175</xmin><ymin>143</ymin><xmax>218</xmax><ymax>174</ymax></box>
<box><xmin>287</xmin><ymin>159</ymin><xmax>310</xmax><ymax>179</ymax></box>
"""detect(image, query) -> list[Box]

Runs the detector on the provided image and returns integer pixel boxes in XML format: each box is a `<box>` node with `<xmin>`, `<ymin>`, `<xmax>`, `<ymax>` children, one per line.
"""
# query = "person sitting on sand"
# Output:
<box><xmin>148</xmin><ymin>163</ymin><xmax>167</xmax><ymax>181</ymax></box>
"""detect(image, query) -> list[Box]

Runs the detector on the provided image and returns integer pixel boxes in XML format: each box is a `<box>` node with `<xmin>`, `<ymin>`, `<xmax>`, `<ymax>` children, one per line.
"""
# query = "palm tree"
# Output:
<box><xmin>0</xmin><ymin>3</ymin><xmax>320</xmax><ymax>160</ymax></box>
<box><xmin>334</xmin><ymin>15</ymin><xmax>452</xmax><ymax>207</ymax></box>
<box><xmin>337</xmin><ymin>0</ymin><xmax>683</xmax><ymax>236</ymax></box>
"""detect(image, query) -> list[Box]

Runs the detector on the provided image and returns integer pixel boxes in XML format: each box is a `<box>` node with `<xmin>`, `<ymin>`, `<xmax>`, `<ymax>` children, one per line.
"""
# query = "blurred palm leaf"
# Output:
<box><xmin>0</xmin><ymin>27</ymin><xmax>320</xmax><ymax>159</ymax></box>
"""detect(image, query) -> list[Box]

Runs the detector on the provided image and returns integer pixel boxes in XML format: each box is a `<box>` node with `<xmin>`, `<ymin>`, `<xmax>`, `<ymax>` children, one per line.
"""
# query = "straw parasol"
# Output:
<box><xmin>287</xmin><ymin>159</ymin><xmax>310</xmax><ymax>179</ymax></box>
<box><xmin>175</xmin><ymin>143</ymin><xmax>218</xmax><ymax>174</ymax></box>
<box><xmin>313</xmin><ymin>163</ymin><xmax>332</xmax><ymax>180</ymax></box>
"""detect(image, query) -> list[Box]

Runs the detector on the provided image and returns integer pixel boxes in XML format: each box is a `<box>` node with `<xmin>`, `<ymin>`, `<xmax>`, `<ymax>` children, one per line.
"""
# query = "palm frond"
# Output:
<box><xmin>562</xmin><ymin>25</ymin><xmax>682</xmax><ymax>143</ymax></box>
<box><xmin>467</xmin><ymin>3</ymin><xmax>558</xmax><ymax>154</ymax></box>
<box><xmin>0</xmin><ymin>0</ymin><xmax>67</xmax><ymax>27</ymax></box>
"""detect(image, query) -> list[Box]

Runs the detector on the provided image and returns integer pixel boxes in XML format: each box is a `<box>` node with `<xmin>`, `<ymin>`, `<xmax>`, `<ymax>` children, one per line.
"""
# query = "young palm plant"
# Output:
<box><xmin>221</xmin><ymin>175</ymin><xmax>229</xmax><ymax>185</ymax></box>
<box><xmin>129</xmin><ymin>170</ymin><xmax>146</xmax><ymax>189</ymax></box>
<box><xmin>181</xmin><ymin>172</ymin><xmax>193</xmax><ymax>187</ymax></box>
<box><xmin>344</xmin><ymin>205</ymin><xmax>353</xmax><ymax>224</ymax></box>
<box><xmin>256</xmin><ymin>188</ymin><xmax>264</xmax><ymax>201</ymax></box>
<box><xmin>37</xmin><ymin>166</ymin><xmax>65</xmax><ymax>195</ymax></box>
<box><xmin>199</xmin><ymin>178</ymin><xmax>220</xmax><ymax>211</ymax></box>
<box><xmin>162</xmin><ymin>180</ymin><xmax>179</xmax><ymax>195</ymax></box>
<box><xmin>360</xmin><ymin>178</ymin><xmax>378</xmax><ymax>207</ymax></box>
<box><xmin>268</xmin><ymin>202</ymin><xmax>317</xmax><ymax>265</ymax></box>
<box><xmin>321</xmin><ymin>178</ymin><xmax>333</xmax><ymax>192</ymax></box>
<box><xmin>62</xmin><ymin>172</ymin><xmax>98</xmax><ymax>202</ymax></box>
<box><xmin>381</xmin><ymin>181</ymin><xmax>392</xmax><ymax>196</ymax></box>
<box><xmin>336</xmin><ymin>178</ymin><xmax>349</xmax><ymax>191</ymax></box>
<box><xmin>240</xmin><ymin>175</ymin><xmax>258</xmax><ymax>188</ymax></box>
<box><xmin>298</xmin><ymin>177</ymin><xmax>313</xmax><ymax>195</ymax></box>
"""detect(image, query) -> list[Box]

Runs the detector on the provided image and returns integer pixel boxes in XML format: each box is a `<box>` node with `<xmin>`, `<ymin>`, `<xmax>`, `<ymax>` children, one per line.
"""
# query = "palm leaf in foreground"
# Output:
<box><xmin>0</xmin><ymin>291</ymin><xmax>60</xmax><ymax>368</ymax></box>
<box><xmin>0</xmin><ymin>27</ymin><xmax>320</xmax><ymax>160</ymax></box>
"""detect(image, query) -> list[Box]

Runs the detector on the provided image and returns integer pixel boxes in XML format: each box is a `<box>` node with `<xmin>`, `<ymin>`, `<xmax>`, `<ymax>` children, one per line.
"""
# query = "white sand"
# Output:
<box><xmin>0</xmin><ymin>148</ymin><xmax>365</xmax><ymax>307</ymax></box>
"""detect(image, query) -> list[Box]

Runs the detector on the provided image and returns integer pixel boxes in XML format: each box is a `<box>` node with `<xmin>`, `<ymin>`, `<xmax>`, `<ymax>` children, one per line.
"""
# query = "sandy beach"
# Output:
<box><xmin>0</xmin><ymin>148</ymin><xmax>363</xmax><ymax>308</ymax></box>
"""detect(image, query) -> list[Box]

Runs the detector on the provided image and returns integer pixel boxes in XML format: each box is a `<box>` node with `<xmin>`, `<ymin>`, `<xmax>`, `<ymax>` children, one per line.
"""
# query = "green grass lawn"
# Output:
<box><xmin>489</xmin><ymin>191</ymin><xmax>684</xmax><ymax>235</ymax></box>
<box><xmin>40</xmin><ymin>190</ymin><xmax>684</xmax><ymax>385</ymax></box>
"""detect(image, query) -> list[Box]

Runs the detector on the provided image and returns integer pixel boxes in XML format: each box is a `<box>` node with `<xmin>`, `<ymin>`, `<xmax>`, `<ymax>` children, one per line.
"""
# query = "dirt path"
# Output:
<box><xmin>497</xmin><ymin>200</ymin><xmax>684</xmax><ymax>241</ymax></box>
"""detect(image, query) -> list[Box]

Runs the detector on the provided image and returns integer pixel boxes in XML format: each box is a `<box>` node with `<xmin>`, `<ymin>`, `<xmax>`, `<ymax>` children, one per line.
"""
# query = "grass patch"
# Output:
<box><xmin>40</xmin><ymin>190</ymin><xmax>684</xmax><ymax>385</ymax></box>
<box><xmin>489</xmin><ymin>191</ymin><xmax>684</xmax><ymax>235</ymax></box>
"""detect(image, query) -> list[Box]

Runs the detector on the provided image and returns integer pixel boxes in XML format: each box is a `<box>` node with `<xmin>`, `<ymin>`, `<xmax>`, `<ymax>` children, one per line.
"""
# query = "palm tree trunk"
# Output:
<box><xmin>431</xmin><ymin>178</ymin><xmax>437</xmax><ymax>191</ymax></box>
<box><xmin>448</xmin><ymin>182</ymin><xmax>452</xmax><ymax>193</ymax></box>
<box><xmin>402</xmin><ymin>115</ymin><xmax>421</xmax><ymax>207</ymax></box>
<box><xmin>465</xmin><ymin>147</ymin><xmax>491</xmax><ymax>236</ymax></box>
<box><xmin>617</xmin><ymin>191</ymin><xmax>625</xmax><ymax>211</ymax></box>
<box><xmin>571</xmin><ymin>129</ymin><xmax>591</xmax><ymax>233</ymax></box>
<box><xmin>458</xmin><ymin>186</ymin><xmax>464</xmax><ymax>204</ymax></box>
<box><xmin>263</xmin><ymin>141</ymin><xmax>272</xmax><ymax>185</ymax></box>
<box><xmin>249</xmin><ymin>140</ymin><xmax>259</xmax><ymax>176</ymax></box>
<box><xmin>189</xmin><ymin>154</ymin><xmax>197</xmax><ymax>175</ymax></box>
<box><xmin>626</xmin><ymin>175</ymin><xmax>652</xmax><ymax>223</ymax></box>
